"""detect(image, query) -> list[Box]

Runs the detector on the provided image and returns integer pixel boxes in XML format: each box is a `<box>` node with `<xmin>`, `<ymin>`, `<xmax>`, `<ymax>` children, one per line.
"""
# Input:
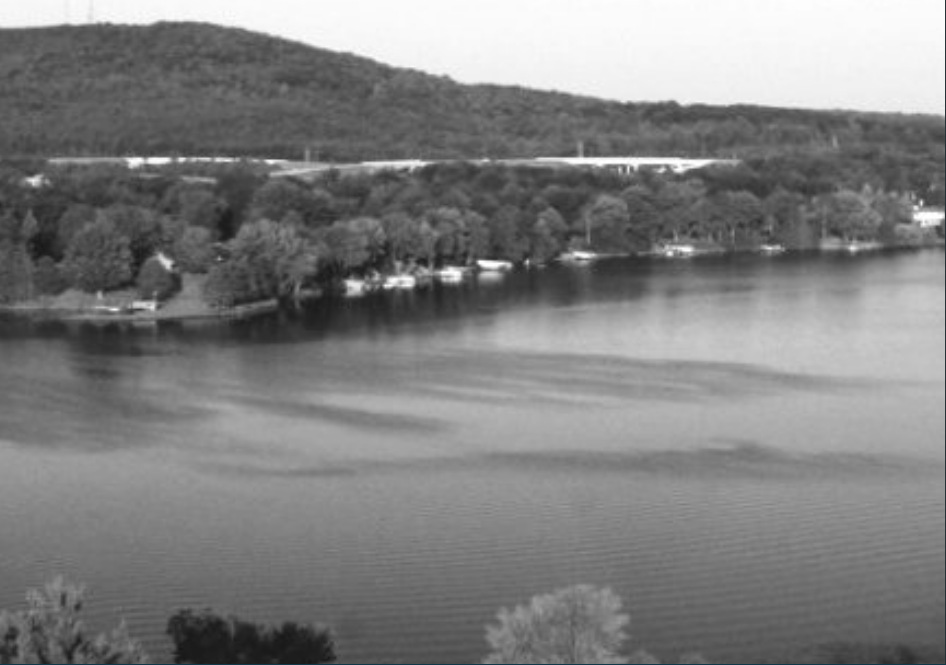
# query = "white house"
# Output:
<box><xmin>21</xmin><ymin>174</ymin><xmax>51</xmax><ymax>189</ymax></box>
<box><xmin>913</xmin><ymin>207</ymin><xmax>945</xmax><ymax>229</ymax></box>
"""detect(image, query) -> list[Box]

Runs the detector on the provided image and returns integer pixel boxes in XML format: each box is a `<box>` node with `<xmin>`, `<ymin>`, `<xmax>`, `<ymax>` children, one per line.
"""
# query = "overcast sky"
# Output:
<box><xmin>3</xmin><ymin>0</ymin><xmax>944</xmax><ymax>115</ymax></box>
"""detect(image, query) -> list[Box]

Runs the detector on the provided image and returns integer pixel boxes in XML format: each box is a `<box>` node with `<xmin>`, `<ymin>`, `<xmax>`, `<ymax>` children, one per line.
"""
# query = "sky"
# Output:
<box><xmin>2</xmin><ymin>0</ymin><xmax>944</xmax><ymax>115</ymax></box>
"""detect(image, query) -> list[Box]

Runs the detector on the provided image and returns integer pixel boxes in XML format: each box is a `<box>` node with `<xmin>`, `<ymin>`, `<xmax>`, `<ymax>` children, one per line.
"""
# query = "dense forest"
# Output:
<box><xmin>0</xmin><ymin>22</ymin><xmax>942</xmax><ymax>204</ymax></box>
<box><xmin>0</xmin><ymin>151</ymin><xmax>941</xmax><ymax>308</ymax></box>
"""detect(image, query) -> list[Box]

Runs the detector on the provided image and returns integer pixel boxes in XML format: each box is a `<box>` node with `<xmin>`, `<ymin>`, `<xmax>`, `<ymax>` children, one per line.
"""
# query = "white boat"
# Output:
<box><xmin>759</xmin><ymin>244</ymin><xmax>786</xmax><ymax>255</ymax></box>
<box><xmin>845</xmin><ymin>241</ymin><xmax>880</xmax><ymax>254</ymax></box>
<box><xmin>343</xmin><ymin>278</ymin><xmax>367</xmax><ymax>297</ymax></box>
<box><xmin>384</xmin><ymin>274</ymin><xmax>417</xmax><ymax>290</ymax></box>
<box><xmin>559</xmin><ymin>250</ymin><xmax>599</xmax><ymax>263</ymax></box>
<box><xmin>476</xmin><ymin>259</ymin><xmax>514</xmax><ymax>272</ymax></box>
<box><xmin>129</xmin><ymin>299</ymin><xmax>159</xmax><ymax>312</ymax></box>
<box><xmin>434</xmin><ymin>266</ymin><xmax>466</xmax><ymax>284</ymax></box>
<box><xmin>661</xmin><ymin>244</ymin><xmax>697</xmax><ymax>258</ymax></box>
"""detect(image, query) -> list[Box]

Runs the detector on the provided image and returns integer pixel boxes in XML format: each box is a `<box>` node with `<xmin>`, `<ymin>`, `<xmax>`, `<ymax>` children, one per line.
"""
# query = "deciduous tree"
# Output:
<box><xmin>483</xmin><ymin>585</ymin><xmax>630</xmax><ymax>664</ymax></box>
<box><xmin>63</xmin><ymin>217</ymin><xmax>133</xmax><ymax>293</ymax></box>
<box><xmin>166</xmin><ymin>609</ymin><xmax>335</xmax><ymax>665</ymax></box>
<box><xmin>0</xmin><ymin>578</ymin><xmax>148</xmax><ymax>665</ymax></box>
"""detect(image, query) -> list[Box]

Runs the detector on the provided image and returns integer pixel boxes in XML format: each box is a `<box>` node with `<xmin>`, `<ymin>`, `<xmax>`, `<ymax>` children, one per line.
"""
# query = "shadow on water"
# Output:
<box><xmin>0</xmin><ymin>343</ymin><xmax>889</xmax><ymax>452</ymax></box>
<box><xmin>194</xmin><ymin>441</ymin><xmax>945</xmax><ymax>483</ymax></box>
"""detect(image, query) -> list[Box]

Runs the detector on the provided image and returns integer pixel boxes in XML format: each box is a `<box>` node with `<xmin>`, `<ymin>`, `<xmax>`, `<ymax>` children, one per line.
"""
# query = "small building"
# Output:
<box><xmin>20</xmin><ymin>174</ymin><xmax>50</xmax><ymax>189</ymax></box>
<box><xmin>155</xmin><ymin>251</ymin><xmax>177</xmax><ymax>272</ymax></box>
<box><xmin>130</xmin><ymin>300</ymin><xmax>159</xmax><ymax>313</ymax></box>
<box><xmin>913</xmin><ymin>207</ymin><xmax>945</xmax><ymax>229</ymax></box>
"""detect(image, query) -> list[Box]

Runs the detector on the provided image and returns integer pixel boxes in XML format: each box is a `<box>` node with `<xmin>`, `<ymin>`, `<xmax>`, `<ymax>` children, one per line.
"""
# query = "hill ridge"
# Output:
<box><xmin>0</xmin><ymin>22</ymin><xmax>943</xmax><ymax>162</ymax></box>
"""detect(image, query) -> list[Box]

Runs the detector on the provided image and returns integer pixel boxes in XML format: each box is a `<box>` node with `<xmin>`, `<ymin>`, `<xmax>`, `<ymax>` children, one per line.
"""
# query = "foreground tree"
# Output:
<box><xmin>166</xmin><ymin>609</ymin><xmax>335</xmax><ymax>665</ymax></box>
<box><xmin>483</xmin><ymin>585</ymin><xmax>630</xmax><ymax>664</ymax></box>
<box><xmin>483</xmin><ymin>586</ymin><xmax>711</xmax><ymax>665</ymax></box>
<box><xmin>0</xmin><ymin>577</ymin><xmax>148</xmax><ymax>664</ymax></box>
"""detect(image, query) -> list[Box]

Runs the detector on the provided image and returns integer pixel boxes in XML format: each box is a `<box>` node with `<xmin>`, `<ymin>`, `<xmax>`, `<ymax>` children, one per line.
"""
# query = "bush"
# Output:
<box><xmin>166</xmin><ymin>609</ymin><xmax>335</xmax><ymax>664</ymax></box>
<box><xmin>0</xmin><ymin>577</ymin><xmax>148</xmax><ymax>664</ymax></box>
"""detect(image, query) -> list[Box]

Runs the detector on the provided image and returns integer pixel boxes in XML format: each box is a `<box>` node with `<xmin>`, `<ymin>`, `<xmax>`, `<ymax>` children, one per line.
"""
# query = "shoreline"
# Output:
<box><xmin>0</xmin><ymin>298</ymin><xmax>279</xmax><ymax>323</ymax></box>
<box><xmin>1</xmin><ymin>245</ymin><xmax>941</xmax><ymax>324</ymax></box>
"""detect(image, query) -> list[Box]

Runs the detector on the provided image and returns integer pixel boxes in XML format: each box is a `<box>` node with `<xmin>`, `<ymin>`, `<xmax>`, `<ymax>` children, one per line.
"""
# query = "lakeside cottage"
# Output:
<box><xmin>912</xmin><ymin>206</ymin><xmax>945</xmax><ymax>229</ymax></box>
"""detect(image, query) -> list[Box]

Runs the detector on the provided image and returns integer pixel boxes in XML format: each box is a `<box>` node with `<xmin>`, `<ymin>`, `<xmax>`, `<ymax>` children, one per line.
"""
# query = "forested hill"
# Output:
<box><xmin>0</xmin><ymin>21</ymin><xmax>943</xmax><ymax>164</ymax></box>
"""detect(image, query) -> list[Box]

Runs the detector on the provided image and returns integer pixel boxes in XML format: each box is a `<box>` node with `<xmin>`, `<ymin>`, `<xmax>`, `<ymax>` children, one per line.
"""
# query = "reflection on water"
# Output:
<box><xmin>1</xmin><ymin>252</ymin><xmax>944</xmax><ymax>663</ymax></box>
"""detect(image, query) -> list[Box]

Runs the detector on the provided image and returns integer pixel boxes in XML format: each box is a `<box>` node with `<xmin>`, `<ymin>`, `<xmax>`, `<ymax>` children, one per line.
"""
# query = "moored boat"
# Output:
<box><xmin>476</xmin><ymin>259</ymin><xmax>514</xmax><ymax>272</ymax></box>
<box><xmin>660</xmin><ymin>244</ymin><xmax>697</xmax><ymax>258</ymax></box>
<box><xmin>343</xmin><ymin>278</ymin><xmax>368</xmax><ymax>297</ymax></box>
<box><xmin>384</xmin><ymin>274</ymin><xmax>418</xmax><ymax>290</ymax></box>
<box><xmin>434</xmin><ymin>266</ymin><xmax>466</xmax><ymax>284</ymax></box>
<box><xmin>559</xmin><ymin>250</ymin><xmax>599</xmax><ymax>263</ymax></box>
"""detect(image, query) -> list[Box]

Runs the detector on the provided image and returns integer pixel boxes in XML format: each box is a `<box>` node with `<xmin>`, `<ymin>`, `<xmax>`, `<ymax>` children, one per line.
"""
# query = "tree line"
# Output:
<box><xmin>0</xmin><ymin>155</ymin><xmax>939</xmax><ymax>307</ymax></box>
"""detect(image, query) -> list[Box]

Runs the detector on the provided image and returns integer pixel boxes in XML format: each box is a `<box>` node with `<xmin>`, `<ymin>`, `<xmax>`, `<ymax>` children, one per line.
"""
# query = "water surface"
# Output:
<box><xmin>1</xmin><ymin>252</ymin><xmax>943</xmax><ymax>663</ymax></box>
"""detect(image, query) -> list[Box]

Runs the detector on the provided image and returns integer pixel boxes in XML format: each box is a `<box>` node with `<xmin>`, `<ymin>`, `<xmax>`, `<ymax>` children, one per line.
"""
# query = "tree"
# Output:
<box><xmin>55</xmin><ymin>203</ymin><xmax>97</xmax><ymax>259</ymax></box>
<box><xmin>823</xmin><ymin>190</ymin><xmax>882</xmax><ymax>242</ymax></box>
<box><xmin>653</xmin><ymin>181</ymin><xmax>705</xmax><ymax>243</ymax></box>
<box><xmin>464</xmin><ymin>210</ymin><xmax>491</xmax><ymax>262</ymax></box>
<box><xmin>100</xmin><ymin>205</ymin><xmax>163</xmax><ymax>269</ymax></box>
<box><xmin>322</xmin><ymin>221</ymin><xmax>371</xmax><ymax>275</ymax></box>
<box><xmin>763</xmin><ymin>188</ymin><xmax>805</xmax><ymax>244</ymax></box>
<box><xmin>248</xmin><ymin>180</ymin><xmax>334</xmax><ymax>229</ymax></box>
<box><xmin>173</xmin><ymin>226</ymin><xmax>216</xmax><ymax>274</ymax></box>
<box><xmin>345</xmin><ymin>217</ymin><xmax>386</xmax><ymax>266</ymax></box>
<box><xmin>164</xmin><ymin>184</ymin><xmax>225</xmax><ymax>234</ymax></box>
<box><xmin>427</xmin><ymin>207</ymin><xmax>468</xmax><ymax>262</ymax></box>
<box><xmin>0</xmin><ymin>241</ymin><xmax>34</xmax><ymax>304</ymax></box>
<box><xmin>166</xmin><ymin>609</ymin><xmax>335</xmax><ymax>665</ymax></box>
<box><xmin>381</xmin><ymin>211</ymin><xmax>423</xmax><ymax>265</ymax></box>
<box><xmin>33</xmin><ymin>256</ymin><xmax>69</xmax><ymax>296</ymax></box>
<box><xmin>621</xmin><ymin>184</ymin><xmax>660</xmax><ymax>251</ymax></box>
<box><xmin>211</xmin><ymin>219</ymin><xmax>319</xmax><ymax>302</ymax></box>
<box><xmin>137</xmin><ymin>256</ymin><xmax>179</xmax><ymax>300</ymax></box>
<box><xmin>203</xmin><ymin>260</ymin><xmax>254</xmax><ymax>307</ymax></box>
<box><xmin>483</xmin><ymin>585</ymin><xmax>630</xmax><ymax>664</ymax></box>
<box><xmin>0</xmin><ymin>212</ymin><xmax>35</xmax><ymax>304</ymax></box>
<box><xmin>531</xmin><ymin>208</ymin><xmax>568</xmax><ymax>263</ymax></box>
<box><xmin>63</xmin><ymin>218</ymin><xmax>133</xmax><ymax>292</ymax></box>
<box><xmin>0</xmin><ymin>577</ymin><xmax>148</xmax><ymax>665</ymax></box>
<box><xmin>487</xmin><ymin>206</ymin><xmax>526</xmax><ymax>260</ymax></box>
<box><xmin>582</xmin><ymin>195</ymin><xmax>631</xmax><ymax>251</ymax></box>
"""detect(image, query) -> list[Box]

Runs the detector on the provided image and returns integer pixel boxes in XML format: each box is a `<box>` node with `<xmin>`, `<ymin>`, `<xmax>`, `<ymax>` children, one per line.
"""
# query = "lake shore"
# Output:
<box><xmin>2</xmin><ymin>243</ymin><xmax>942</xmax><ymax>324</ymax></box>
<box><xmin>0</xmin><ymin>274</ymin><xmax>279</xmax><ymax>323</ymax></box>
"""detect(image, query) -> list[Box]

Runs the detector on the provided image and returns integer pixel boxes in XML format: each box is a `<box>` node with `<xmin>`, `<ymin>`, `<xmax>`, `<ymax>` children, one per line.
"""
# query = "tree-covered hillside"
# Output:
<box><xmin>0</xmin><ymin>23</ymin><xmax>942</xmax><ymax>189</ymax></box>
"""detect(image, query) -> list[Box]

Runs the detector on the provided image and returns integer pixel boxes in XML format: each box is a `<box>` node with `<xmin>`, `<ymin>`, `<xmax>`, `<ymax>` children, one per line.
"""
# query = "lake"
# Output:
<box><xmin>1</xmin><ymin>251</ymin><xmax>944</xmax><ymax>664</ymax></box>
